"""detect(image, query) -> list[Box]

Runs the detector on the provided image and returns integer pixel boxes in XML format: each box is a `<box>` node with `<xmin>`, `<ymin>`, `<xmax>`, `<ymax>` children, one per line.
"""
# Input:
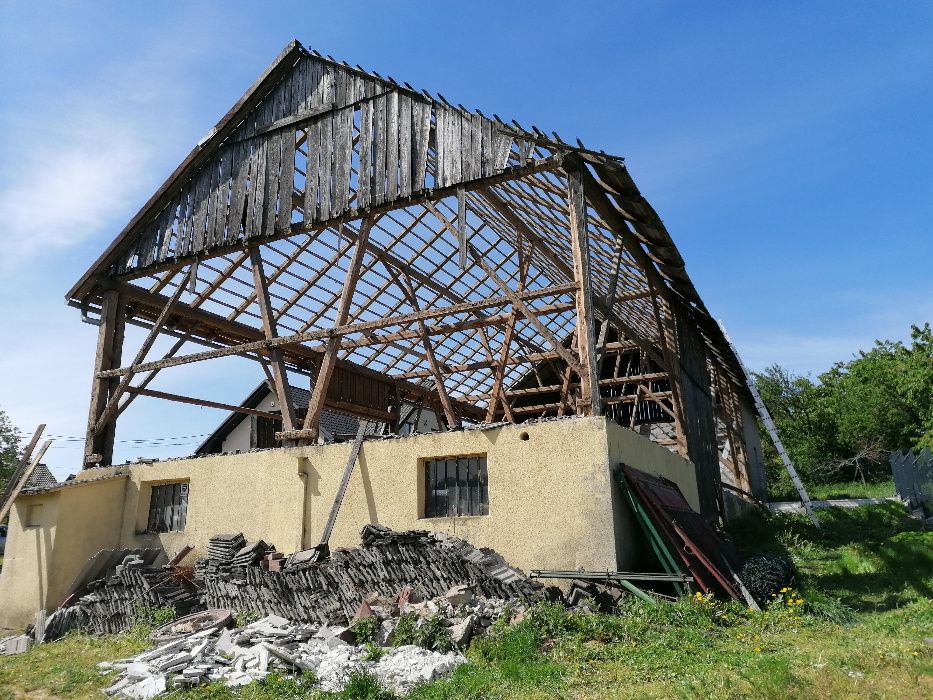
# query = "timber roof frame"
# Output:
<box><xmin>71</xmin><ymin>39</ymin><xmax>749</xmax><ymax>462</ymax></box>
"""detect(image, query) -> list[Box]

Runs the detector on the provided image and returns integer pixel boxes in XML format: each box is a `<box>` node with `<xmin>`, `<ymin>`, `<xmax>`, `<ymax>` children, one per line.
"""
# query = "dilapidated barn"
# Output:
<box><xmin>0</xmin><ymin>41</ymin><xmax>766</xmax><ymax>628</ymax></box>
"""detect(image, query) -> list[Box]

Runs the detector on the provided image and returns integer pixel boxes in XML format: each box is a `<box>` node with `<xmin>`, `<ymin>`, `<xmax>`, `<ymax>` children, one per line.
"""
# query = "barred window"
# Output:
<box><xmin>147</xmin><ymin>482</ymin><xmax>189</xmax><ymax>533</ymax></box>
<box><xmin>424</xmin><ymin>455</ymin><xmax>488</xmax><ymax>517</ymax></box>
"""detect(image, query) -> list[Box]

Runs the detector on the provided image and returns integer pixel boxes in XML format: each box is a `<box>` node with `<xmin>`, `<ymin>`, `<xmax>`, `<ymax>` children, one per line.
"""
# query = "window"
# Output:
<box><xmin>424</xmin><ymin>455</ymin><xmax>488</xmax><ymax>517</ymax></box>
<box><xmin>147</xmin><ymin>482</ymin><xmax>189</xmax><ymax>533</ymax></box>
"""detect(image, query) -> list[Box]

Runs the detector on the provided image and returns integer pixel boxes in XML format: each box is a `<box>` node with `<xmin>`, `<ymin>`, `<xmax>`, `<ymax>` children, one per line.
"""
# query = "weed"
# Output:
<box><xmin>351</xmin><ymin>615</ymin><xmax>380</xmax><ymax>645</ymax></box>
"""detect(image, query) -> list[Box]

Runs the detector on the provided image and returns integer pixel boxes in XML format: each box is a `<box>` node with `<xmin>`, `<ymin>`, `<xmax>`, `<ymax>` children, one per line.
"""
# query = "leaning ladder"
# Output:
<box><xmin>717</xmin><ymin>321</ymin><xmax>820</xmax><ymax>527</ymax></box>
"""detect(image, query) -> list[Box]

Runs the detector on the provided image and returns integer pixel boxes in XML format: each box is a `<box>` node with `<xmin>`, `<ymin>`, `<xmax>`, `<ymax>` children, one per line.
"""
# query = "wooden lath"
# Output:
<box><xmin>71</xmin><ymin>41</ymin><xmax>753</xmax><ymax>494</ymax></box>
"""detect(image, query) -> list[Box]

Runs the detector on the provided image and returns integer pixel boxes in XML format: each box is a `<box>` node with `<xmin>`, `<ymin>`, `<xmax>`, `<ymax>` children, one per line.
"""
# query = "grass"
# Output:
<box><xmin>769</xmin><ymin>477</ymin><xmax>896</xmax><ymax>502</ymax></box>
<box><xmin>1</xmin><ymin>503</ymin><xmax>930</xmax><ymax>699</ymax></box>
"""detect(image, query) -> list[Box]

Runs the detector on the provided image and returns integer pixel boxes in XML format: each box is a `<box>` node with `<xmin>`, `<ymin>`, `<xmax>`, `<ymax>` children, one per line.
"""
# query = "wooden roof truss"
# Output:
<box><xmin>69</xmin><ymin>42</ymin><xmax>755</xmax><ymax>519</ymax></box>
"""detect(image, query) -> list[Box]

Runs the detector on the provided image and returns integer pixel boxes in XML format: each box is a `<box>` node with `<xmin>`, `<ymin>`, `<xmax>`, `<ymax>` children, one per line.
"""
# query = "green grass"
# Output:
<box><xmin>1</xmin><ymin>503</ymin><xmax>930</xmax><ymax>699</ymax></box>
<box><xmin>769</xmin><ymin>478</ymin><xmax>896</xmax><ymax>502</ymax></box>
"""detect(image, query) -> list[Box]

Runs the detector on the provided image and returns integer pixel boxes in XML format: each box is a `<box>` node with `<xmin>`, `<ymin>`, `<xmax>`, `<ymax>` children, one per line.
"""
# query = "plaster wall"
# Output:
<box><xmin>0</xmin><ymin>492</ymin><xmax>60</xmax><ymax>629</ymax></box>
<box><xmin>302</xmin><ymin>418</ymin><xmax>622</xmax><ymax>574</ymax></box>
<box><xmin>0</xmin><ymin>417</ymin><xmax>702</xmax><ymax>630</ymax></box>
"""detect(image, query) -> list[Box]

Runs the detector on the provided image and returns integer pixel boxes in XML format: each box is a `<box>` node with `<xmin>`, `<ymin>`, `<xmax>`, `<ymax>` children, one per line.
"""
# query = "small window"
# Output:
<box><xmin>424</xmin><ymin>455</ymin><xmax>488</xmax><ymax>517</ymax></box>
<box><xmin>147</xmin><ymin>482</ymin><xmax>189</xmax><ymax>533</ymax></box>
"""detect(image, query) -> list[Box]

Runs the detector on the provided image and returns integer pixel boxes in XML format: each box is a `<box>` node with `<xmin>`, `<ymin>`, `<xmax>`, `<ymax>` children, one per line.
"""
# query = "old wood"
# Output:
<box><xmin>303</xmin><ymin>217</ymin><xmax>375</xmax><ymax>437</ymax></box>
<box><xmin>250</xmin><ymin>246</ymin><xmax>297</xmax><ymax>432</ymax></box>
<box><xmin>566</xmin><ymin>166</ymin><xmax>601</xmax><ymax>416</ymax></box>
<box><xmin>0</xmin><ymin>439</ymin><xmax>53</xmax><ymax>523</ymax></box>
<box><xmin>124</xmin><ymin>386</ymin><xmax>280</xmax><ymax>420</ymax></box>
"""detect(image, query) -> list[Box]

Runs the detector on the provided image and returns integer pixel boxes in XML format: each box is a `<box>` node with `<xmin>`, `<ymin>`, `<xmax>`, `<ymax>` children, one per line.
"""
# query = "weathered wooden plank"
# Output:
<box><xmin>373</xmin><ymin>93</ymin><xmax>387</xmax><ymax>205</ymax></box>
<box><xmin>412</xmin><ymin>99</ymin><xmax>431</xmax><ymax>191</ymax></box>
<box><xmin>210</xmin><ymin>146</ymin><xmax>233</xmax><ymax>247</ymax></box>
<box><xmin>493</xmin><ymin>130</ymin><xmax>513</xmax><ymax>171</ymax></box>
<box><xmin>157</xmin><ymin>194</ymin><xmax>180</xmax><ymax>261</ymax></box>
<box><xmin>262</xmin><ymin>92</ymin><xmax>285</xmax><ymax>238</ymax></box>
<box><xmin>398</xmin><ymin>93</ymin><xmax>412</xmax><ymax>198</ymax></box>
<box><xmin>481</xmin><ymin>116</ymin><xmax>493</xmax><ymax>177</ymax></box>
<box><xmin>457</xmin><ymin>187</ymin><xmax>467</xmax><ymax>268</ymax></box>
<box><xmin>247</xmin><ymin>137</ymin><xmax>268</xmax><ymax>238</ymax></box>
<box><xmin>303</xmin><ymin>119</ymin><xmax>320</xmax><ymax>222</ymax></box>
<box><xmin>447</xmin><ymin>107</ymin><xmax>462</xmax><ymax>185</ymax></box>
<box><xmin>434</xmin><ymin>105</ymin><xmax>446</xmax><ymax>187</ymax></box>
<box><xmin>319</xmin><ymin>112</ymin><xmax>334</xmax><ymax>220</ymax></box>
<box><xmin>333</xmin><ymin>107</ymin><xmax>353</xmax><ymax>213</ymax></box>
<box><xmin>469</xmin><ymin>112</ymin><xmax>482</xmax><ymax>180</ymax></box>
<box><xmin>386</xmin><ymin>90</ymin><xmax>399</xmax><ymax>200</ymax></box>
<box><xmin>189</xmin><ymin>165</ymin><xmax>212</xmax><ymax>253</ymax></box>
<box><xmin>358</xmin><ymin>100</ymin><xmax>373</xmax><ymax>207</ymax></box>
<box><xmin>275</xmin><ymin>71</ymin><xmax>297</xmax><ymax>232</ymax></box>
<box><xmin>461</xmin><ymin>111</ymin><xmax>474</xmax><ymax>181</ymax></box>
<box><xmin>227</xmin><ymin>134</ymin><xmax>252</xmax><ymax>243</ymax></box>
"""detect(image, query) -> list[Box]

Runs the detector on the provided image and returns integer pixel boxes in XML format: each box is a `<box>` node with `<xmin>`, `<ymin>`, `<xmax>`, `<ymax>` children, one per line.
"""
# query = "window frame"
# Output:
<box><xmin>146</xmin><ymin>481</ymin><xmax>189</xmax><ymax>533</ymax></box>
<box><xmin>423</xmin><ymin>454</ymin><xmax>488</xmax><ymax>518</ymax></box>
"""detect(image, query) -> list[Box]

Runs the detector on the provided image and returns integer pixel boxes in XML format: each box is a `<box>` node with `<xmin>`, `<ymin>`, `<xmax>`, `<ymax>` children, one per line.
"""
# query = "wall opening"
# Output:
<box><xmin>423</xmin><ymin>455</ymin><xmax>488</xmax><ymax>518</ymax></box>
<box><xmin>146</xmin><ymin>482</ymin><xmax>190</xmax><ymax>533</ymax></box>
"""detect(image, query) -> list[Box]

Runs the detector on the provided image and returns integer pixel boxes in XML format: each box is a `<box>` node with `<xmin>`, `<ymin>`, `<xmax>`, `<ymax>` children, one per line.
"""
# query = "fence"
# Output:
<box><xmin>890</xmin><ymin>447</ymin><xmax>933</xmax><ymax>517</ymax></box>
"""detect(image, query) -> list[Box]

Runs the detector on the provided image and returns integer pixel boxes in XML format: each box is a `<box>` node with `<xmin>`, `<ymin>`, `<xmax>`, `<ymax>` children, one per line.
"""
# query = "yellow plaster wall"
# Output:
<box><xmin>302</xmin><ymin>417</ymin><xmax>625</xmax><ymax>574</ymax></box>
<box><xmin>115</xmin><ymin>453</ymin><xmax>306</xmax><ymax>562</ymax></box>
<box><xmin>0</xmin><ymin>417</ymin><xmax>702</xmax><ymax>630</ymax></box>
<box><xmin>606</xmin><ymin>420</ymin><xmax>701</xmax><ymax>511</ymax></box>
<box><xmin>0</xmin><ymin>492</ymin><xmax>61</xmax><ymax>629</ymax></box>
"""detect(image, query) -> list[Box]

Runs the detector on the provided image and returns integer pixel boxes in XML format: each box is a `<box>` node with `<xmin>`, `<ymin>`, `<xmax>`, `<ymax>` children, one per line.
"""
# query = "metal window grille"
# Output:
<box><xmin>146</xmin><ymin>482</ymin><xmax>189</xmax><ymax>533</ymax></box>
<box><xmin>424</xmin><ymin>455</ymin><xmax>488</xmax><ymax>517</ymax></box>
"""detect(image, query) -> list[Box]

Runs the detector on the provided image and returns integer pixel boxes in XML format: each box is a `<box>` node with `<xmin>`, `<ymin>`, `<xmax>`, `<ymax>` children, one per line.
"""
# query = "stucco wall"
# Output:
<box><xmin>302</xmin><ymin>418</ymin><xmax>623</xmax><ymax>574</ymax></box>
<box><xmin>0</xmin><ymin>491</ymin><xmax>60</xmax><ymax>629</ymax></box>
<box><xmin>0</xmin><ymin>417</ymin><xmax>702</xmax><ymax>630</ymax></box>
<box><xmin>116</xmin><ymin>452</ymin><xmax>306</xmax><ymax>561</ymax></box>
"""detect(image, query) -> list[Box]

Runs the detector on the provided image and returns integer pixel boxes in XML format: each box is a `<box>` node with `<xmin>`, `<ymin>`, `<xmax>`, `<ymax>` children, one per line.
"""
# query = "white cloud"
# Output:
<box><xmin>0</xmin><ymin>114</ymin><xmax>152</xmax><ymax>264</ymax></box>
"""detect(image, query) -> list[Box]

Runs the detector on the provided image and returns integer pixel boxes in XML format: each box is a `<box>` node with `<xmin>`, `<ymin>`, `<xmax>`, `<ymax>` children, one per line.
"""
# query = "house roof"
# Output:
<box><xmin>66</xmin><ymin>40</ymin><xmax>750</xmax><ymax>431</ymax></box>
<box><xmin>194</xmin><ymin>380</ymin><xmax>383</xmax><ymax>453</ymax></box>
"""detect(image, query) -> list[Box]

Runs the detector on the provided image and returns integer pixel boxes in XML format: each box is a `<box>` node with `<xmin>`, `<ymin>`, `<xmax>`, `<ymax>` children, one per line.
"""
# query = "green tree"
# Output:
<box><xmin>754</xmin><ymin>323</ymin><xmax>933</xmax><ymax>487</ymax></box>
<box><xmin>0</xmin><ymin>408</ymin><xmax>22</xmax><ymax>494</ymax></box>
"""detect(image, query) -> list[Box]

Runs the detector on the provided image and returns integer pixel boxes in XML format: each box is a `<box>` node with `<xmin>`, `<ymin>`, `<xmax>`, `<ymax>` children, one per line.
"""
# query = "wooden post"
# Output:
<box><xmin>566</xmin><ymin>166</ymin><xmax>601</xmax><ymax>417</ymax></box>
<box><xmin>85</xmin><ymin>290</ymin><xmax>125</xmax><ymax>465</ymax></box>
<box><xmin>303</xmin><ymin>218</ymin><xmax>375</xmax><ymax>438</ymax></box>
<box><xmin>250</xmin><ymin>246</ymin><xmax>297</xmax><ymax>433</ymax></box>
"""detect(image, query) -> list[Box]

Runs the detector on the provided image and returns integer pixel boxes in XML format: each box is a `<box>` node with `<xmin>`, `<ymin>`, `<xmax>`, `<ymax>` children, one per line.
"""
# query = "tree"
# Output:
<box><xmin>754</xmin><ymin>323</ymin><xmax>933</xmax><ymax>486</ymax></box>
<box><xmin>0</xmin><ymin>408</ymin><xmax>22</xmax><ymax>494</ymax></box>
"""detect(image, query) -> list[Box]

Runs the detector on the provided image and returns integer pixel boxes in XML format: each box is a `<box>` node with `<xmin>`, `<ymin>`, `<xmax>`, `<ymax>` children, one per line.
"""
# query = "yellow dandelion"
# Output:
<box><xmin>754</xmin><ymin>647</ymin><xmax>762</xmax><ymax>653</ymax></box>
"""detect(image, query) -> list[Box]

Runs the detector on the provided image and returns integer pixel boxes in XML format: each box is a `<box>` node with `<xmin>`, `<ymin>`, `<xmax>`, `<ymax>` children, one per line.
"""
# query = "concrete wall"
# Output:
<box><xmin>0</xmin><ymin>476</ymin><xmax>126</xmax><ymax>630</ymax></box>
<box><xmin>303</xmin><ymin>418</ymin><xmax>624</xmax><ymax>574</ymax></box>
<box><xmin>0</xmin><ymin>417</ymin><xmax>702</xmax><ymax>630</ymax></box>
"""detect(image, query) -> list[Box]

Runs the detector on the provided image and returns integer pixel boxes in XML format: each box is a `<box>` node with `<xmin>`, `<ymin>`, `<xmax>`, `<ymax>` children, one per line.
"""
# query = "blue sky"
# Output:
<box><xmin>1</xmin><ymin>1</ymin><xmax>931</xmax><ymax>475</ymax></box>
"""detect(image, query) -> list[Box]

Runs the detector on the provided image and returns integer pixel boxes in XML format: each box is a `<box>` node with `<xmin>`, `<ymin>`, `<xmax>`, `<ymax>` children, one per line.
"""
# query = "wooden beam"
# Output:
<box><xmin>467</xmin><ymin>242</ymin><xmax>583</xmax><ymax>377</ymax></box>
<box><xmin>93</xmin><ymin>275</ymin><xmax>187</xmax><ymax>439</ymax></box>
<box><xmin>116</xmin><ymin>335</ymin><xmax>188</xmax><ymax>417</ymax></box>
<box><xmin>566</xmin><ymin>166</ymin><xmax>601</xmax><ymax>416</ymax></box>
<box><xmin>0</xmin><ymin>439</ymin><xmax>53</xmax><ymax>523</ymax></box>
<box><xmin>303</xmin><ymin>217</ymin><xmax>375</xmax><ymax>436</ymax></box>
<box><xmin>388</xmin><ymin>265</ymin><xmax>460</xmax><ymax>429</ymax></box>
<box><xmin>124</xmin><ymin>386</ymin><xmax>280</xmax><ymax>420</ymax></box>
<box><xmin>85</xmin><ymin>290</ymin><xmax>124</xmax><ymax>464</ymax></box>
<box><xmin>250</xmin><ymin>246</ymin><xmax>297</xmax><ymax>432</ymax></box>
<box><xmin>100</xmin><ymin>281</ymin><xmax>487</xmax><ymax>421</ymax></box>
<box><xmin>98</xmin><ymin>281</ymin><xmax>578</xmax><ymax>378</ymax></box>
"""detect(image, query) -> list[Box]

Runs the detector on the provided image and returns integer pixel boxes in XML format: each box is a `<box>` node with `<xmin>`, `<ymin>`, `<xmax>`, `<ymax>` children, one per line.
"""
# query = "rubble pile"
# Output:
<box><xmin>199</xmin><ymin>525</ymin><xmax>543</xmax><ymax>625</ymax></box>
<box><xmin>44</xmin><ymin>561</ymin><xmax>200</xmax><ymax>640</ymax></box>
<box><xmin>99</xmin><ymin>583</ymin><xmax>525</xmax><ymax>699</ymax></box>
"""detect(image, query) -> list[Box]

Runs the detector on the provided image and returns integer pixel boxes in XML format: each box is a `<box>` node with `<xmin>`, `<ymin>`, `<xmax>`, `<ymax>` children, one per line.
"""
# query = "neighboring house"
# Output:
<box><xmin>195</xmin><ymin>381</ymin><xmax>441</xmax><ymax>455</ymax></box>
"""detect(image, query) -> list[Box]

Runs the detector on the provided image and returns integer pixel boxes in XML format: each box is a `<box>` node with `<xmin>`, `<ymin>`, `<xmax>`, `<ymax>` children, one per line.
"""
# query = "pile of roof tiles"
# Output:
<box><xmin>44</xmin><ymin>560</ymin><xmax>201</xmax><ymax>640</ymax></box>
<box><xmin>199</xmin><ymin>524</ymin><xmax>543</xmax><ymax>625</ymax></box>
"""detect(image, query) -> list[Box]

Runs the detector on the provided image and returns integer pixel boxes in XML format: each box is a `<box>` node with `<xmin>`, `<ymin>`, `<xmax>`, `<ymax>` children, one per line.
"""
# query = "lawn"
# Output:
<box><xmin>1</xmin><ymin>502</ymin><xmax>930</xmax><ymax>700</ymax></box>
<box><xmin>769</xmin><ymin>478</ymin><xmax>896</xmax><ymax>502</ymax></box>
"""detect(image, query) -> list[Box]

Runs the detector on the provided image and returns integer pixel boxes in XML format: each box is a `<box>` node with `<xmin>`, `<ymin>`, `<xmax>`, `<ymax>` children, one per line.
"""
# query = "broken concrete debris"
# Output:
<box><xmin>99</xmin><ymin>591</ymin><xmax>523</xmax><ymax>698</ymax></box>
